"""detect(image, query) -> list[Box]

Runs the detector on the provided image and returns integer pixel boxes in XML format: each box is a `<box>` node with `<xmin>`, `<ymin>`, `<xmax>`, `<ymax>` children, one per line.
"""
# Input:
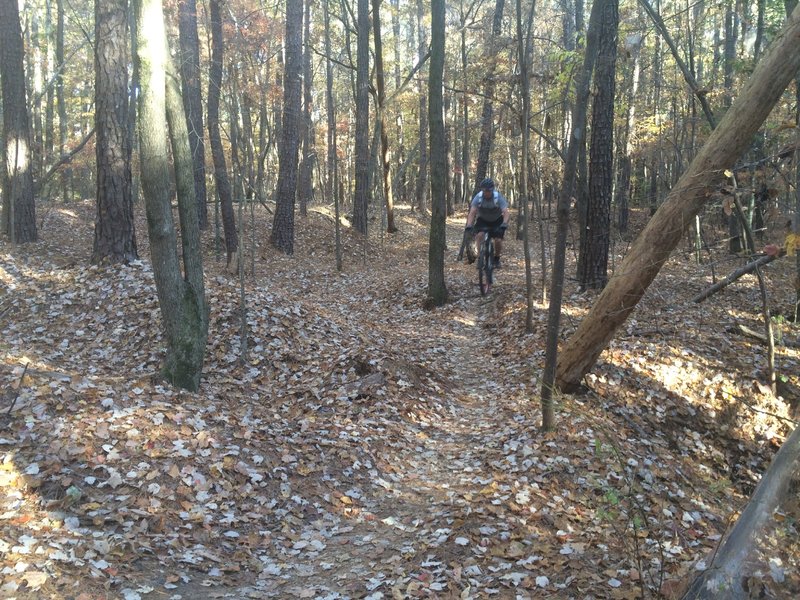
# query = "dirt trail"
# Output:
<box><xmin>177</xmin><ymin>229</ymin><xmax>531</xmax><ymax>599</ymax></box>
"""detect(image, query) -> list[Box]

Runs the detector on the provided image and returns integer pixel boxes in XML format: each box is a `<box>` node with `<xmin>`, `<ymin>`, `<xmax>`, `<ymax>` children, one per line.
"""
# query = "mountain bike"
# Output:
<box><xmin>475</xmin><ymin>225</ymin><xmax>499</xmax><ymax>295</ymax></box>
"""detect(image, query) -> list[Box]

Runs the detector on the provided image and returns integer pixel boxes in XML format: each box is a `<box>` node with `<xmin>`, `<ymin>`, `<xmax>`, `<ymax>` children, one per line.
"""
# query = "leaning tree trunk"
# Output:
<box><xmin>682</xmin><ymin>425</ymin><xmax>800</xmax><ymax>599</ymax></box>
<box><xmin>134</xmin><ymin>0</ymin><xmax>207</xmax><ymax>392</ymax></box>
<box><xmin>0</xmin><ymin>0</ymin><xmax>37</xmax><ymax>244</ymax></box>
<box><xmin>555</xmin><ymin>4</ymin><xmax>800</xmax><ymax>392</ymax></box>
<box><xmin>93</xmin><ymin>0</ymin><xmax>137</xmax><ymax>264</ymax></box>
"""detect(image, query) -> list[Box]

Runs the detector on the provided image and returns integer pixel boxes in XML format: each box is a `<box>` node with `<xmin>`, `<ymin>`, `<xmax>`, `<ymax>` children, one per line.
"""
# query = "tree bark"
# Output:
<box><xmin>271</xmin><ymin>0</ymin><xmax>303</xmax><ymax>253</ymax></box>
<box><xmin>134</xmin><ymin>0</ymin><xmax>206</xmax><ymax>392</ymax></box>
<box><xmin>473</xmin><ymin>0</ymin><xmax>505</xmax><ymax>192</ymax></box>
<box><xmin>459</xmin><ymin>0</ymin><xmax>471</xmax><ymax>208</ymax></box>
<box><xmin>208</xmin><ymin>0</ymin><xmax>238</xmax><ymax>266</ymax></box>
<box><xmin>56</xmin><ymin>0</ymin><xmax>68</xmax><ymax>203</ymax></box>
<box><xmin>352</xmin><ymin>0</ymin><xmax>370</xmax><ymax>235</ymax></box>
<box><xmin>0</xmin><ymin>0</ymin><xmax>37</xmax><ymax>243</ymax></box>
<box><xmin>415</xmin><ymin>0</ymin><xmax>429</xmax><ymax>214</ymax></box>
<box><xmin>373</xmin><ymin>0</ymin><xmax>397</xmax><ymax>233</ymax></box>
<box><xmin>323</xmin><ymin>0</ymin><xmax>342</xmax><ymax>271</ymax></box>
<box><xmin>555</xmin><ymin>5</ymin><xmax>800</xmax><ymax>392</ymax></box>
<box><xmin>516</xmin><ymin>0</ymin><xmax>536</xmax><ymax>331</ymax></box>
<box><xmin>427</xmin><ymin>0</ymin><xmax>448</xmax><ymax>307</ymax></box>
<box><xmin>297</xmin><ymin>0</ymin><xmax>314</xmax><ymax>217</ymax></box>
<box><xmin>391</xmin><ymin>0</ymin><xmax>406</xmax><ymax>206</ymax></box>
<box><xmin>93</xmin><ymin>0</ymin><xmax>137</xmax><ymax>264</ymax></box>
<box><xmin>578</xmin><ymin>0</ymin><xmax>618</xmax><ymax>290</ymax></box>
<box><xmin>540</xmin><ymin>0</ymin><xmax>606</xmax><ymax>429</ymax></box>
<box><xmin>177</xmin><ymin>0</ymin><xmax>208</xmax><ymax>230</ymax></box>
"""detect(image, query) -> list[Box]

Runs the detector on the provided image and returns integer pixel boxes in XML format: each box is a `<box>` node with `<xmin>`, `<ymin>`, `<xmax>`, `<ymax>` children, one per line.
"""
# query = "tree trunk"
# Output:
<box><xmin>616</xmin><ymin>25</ymin><xmax>642</xmax><ymax>234</ymax></box>
<box><xmin>297</xmin><ymin>0</ymin><xmax>314</xmax><ymax>217</ymax></box>
<box><xmin>134</xmin><ymin>0</ymin><xmax>207</xmax><ymax>392</ymax></box>
<box><xmin>0</xmin><ymin>0</ymin><xmax>37</xmax><ymax>244</ymax></box>
<box><xmin>517</xmin><ymin>0</ymin><xmax>536</xmax><ymax>331</ymax></box>
<box><xmin>93</xmin><ymin>0</ymin><xmax>137</xmax><ymax>264</ymax></box>
<box><xmin>427</xmin><ymin>0</ymin><xmax>448</xmax><ymax>307</ymax></box>
<box><xmin>178</xmin><ymin>0</ymin><xmax>208</xmax><ymax>230</ymax></box>
<box><xmin>373</xmin><ymin>0</ymin><xmax>397</xmax><ymax>233</ymax></box>
<box><xmin>785</xmin><ymin>0</ymin><xmax>800</xmax><ymax>324</ymax></box>
<box><xmin>555</xmin><ymin>5</ymin><xmax>800</xmax><ymax>392</ymax></box>
<box><xmin>460</xmin><ymin>0</ymin><xmax>470</xmax><ymax>207</ymax></box>
<box><xmin>682</xmin><ymin>425</ymin><xmax>800</xmax><ymax>599</ymax></box>
<box><xmin>208</xmin><ymin>0</ymin><xmax>238</xmax><ymax>266</ymax></box>
<box><xmin>271</xmin><ymin>0</ymin><xmax>303</xmax><ymax>253</ymax></box>
<box><xmin>352</xmin><ymin>0</ymin><xmax>370</xmax><ymax>235</ymax></box>
<box><xmin>391</xmin><ymin>0</ymin><xmax>406</xmax><ymax>206</ymax></box>
<box><xmin>578</xmin><ymin>0</ymin><xmax>618</xmax><ymax>290</ymax></box>
<box><xmin>56</xmin><ymin>0</ymin><xmax>69</xmax><ymax>203</ymax></box>
<box><xmin>323</xmin><ymin>0</ymin><xmax>342</xmax><ymax>271</ymax></box>
<box><xmin>44</xmin><ymin>1</ymin><xmax>55</xmax><ymax>162</ymax></box>
<box><xmin>474</xmin><ymin>0</ymin><xmax>505</xmax><ymax>192</ymax></box>
<box><xmin>540</xmin><ymin>0</ymin><xmax>606</xmax><ymax>430</ymax></box>
<box><xmin>415</xmin><ymin>0</ymin><xmax>429</xmax><ymax>214</ymax></box>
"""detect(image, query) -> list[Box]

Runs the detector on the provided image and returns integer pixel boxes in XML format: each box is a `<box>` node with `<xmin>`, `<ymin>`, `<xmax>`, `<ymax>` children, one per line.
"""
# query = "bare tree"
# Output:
<box><xmin>271</xmin><ymin>0</ymin><xmax>303</xmax><ymax>253</ymax></box>
<box><xmin>297</xmin><ymin>0</ymin><xmax>314</xmax><ymax>217</ymax></box>
<box><xmin>352</xmin><ymin>0</ymin><xmax>370</xmax><ymax>235</ymax></box>
<box><xmin>323</xmin><ymin>0</ymin><xmax>342</xmax><ymax>271</ymax></box>
<box><xmin>0</xmin><ymin>0</ymin><xmax>37</xmax><ymax>243</ymax></box>
<box><xmin>208</xmin><ymin>0</ymin><xmax>238</xmax><ymax>267</ymax></box>
<box><xmin>373</xmin><ymin>0</ymin><xmax>397</xmax><ymax>233</ymax></box>
<box><xmin>93</xmin><ymin>0</ymin><xmax>137</xmax><ymax>264</ymax></box>
<box><xmin>427</xmin><ymin>0</ymin><xmax>447</xmax><ymax>307</ymax></box>
<box><xmin>577</xmin><ymin>0</ymin><xmax>618</xmax><ymax>290</ymax></box>
<box><xmin>473</xmin><ymin>0</ymin><xmax>505</xmax><ymax>192</ymax></box>
<box><xmin>178</xmin><ymin>0</ymin><xmax>208</xmax><ymax>230</ymax></box>
<box><xmin>540</xmin><ymin>0</ymin><xmax>605</xmax><ymax>430</ymax></box>
<box><xmin>133</xmin><ymin>0</ymin><xmax>207</xmax><ymax>391</ymax></box>
<box><xmin>415</xmin><ymin>0</ymin><xmax>429</xmax><ymax>214</ymax></box>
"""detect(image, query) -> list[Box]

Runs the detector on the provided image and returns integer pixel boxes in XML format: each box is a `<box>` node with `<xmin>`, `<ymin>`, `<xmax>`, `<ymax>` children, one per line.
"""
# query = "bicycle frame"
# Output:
<box><xmin>475</xmin><ymin>226</ymin><xmax>496</xmax><ymax>295</ymax></box>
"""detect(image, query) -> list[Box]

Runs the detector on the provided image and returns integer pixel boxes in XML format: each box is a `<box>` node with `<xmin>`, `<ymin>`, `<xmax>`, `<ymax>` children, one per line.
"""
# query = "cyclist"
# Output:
<box><xmin>465</xmin><ymin>178</ymin><xmax>510</xmax><ymax>268</ymax></box>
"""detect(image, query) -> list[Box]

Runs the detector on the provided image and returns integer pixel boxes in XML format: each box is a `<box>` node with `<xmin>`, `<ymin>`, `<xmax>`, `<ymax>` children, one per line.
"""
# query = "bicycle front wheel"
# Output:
<box><xmin>478</xmin><ymin>241</ymin><xmax>492</xmax><ymax>295</ymax></box>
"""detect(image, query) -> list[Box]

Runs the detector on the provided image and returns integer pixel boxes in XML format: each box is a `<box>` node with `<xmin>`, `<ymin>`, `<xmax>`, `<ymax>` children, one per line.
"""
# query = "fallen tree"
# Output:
<box><xmin>681</xmin><ymin>424</ymin><xmax>800</xmax><ymax>599</ymax></box>
<box><xmin>693</xmin><ymin>251</ymin><xmax>785</xmax><ymax>303</ymax></box>
<box><xmin>554</xmin><ymin>5</ymin><xmax>800</xmax><ymax>392</ymax></box>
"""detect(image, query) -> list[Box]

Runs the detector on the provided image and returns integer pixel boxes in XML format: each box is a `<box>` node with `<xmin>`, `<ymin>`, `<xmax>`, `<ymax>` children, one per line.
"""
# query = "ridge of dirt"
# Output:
<box><xmin>1</xmin><ymin>200</ymin><xmax>799</xmax><ymax>599</ymax></box>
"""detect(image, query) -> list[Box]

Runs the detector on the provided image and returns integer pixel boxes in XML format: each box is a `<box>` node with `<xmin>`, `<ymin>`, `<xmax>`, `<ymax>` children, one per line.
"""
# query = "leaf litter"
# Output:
<box><xmin>0</xmin><ymin>201</ymin><xmax>799</xmax><ymax>599</ymax></box>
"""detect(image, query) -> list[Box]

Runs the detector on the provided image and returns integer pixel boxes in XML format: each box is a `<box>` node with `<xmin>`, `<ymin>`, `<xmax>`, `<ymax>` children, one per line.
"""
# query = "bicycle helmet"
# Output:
<box><xmin>480</xmin><ymin>177</ymin><xmax>495</xmax><ymax>190</ymax></box>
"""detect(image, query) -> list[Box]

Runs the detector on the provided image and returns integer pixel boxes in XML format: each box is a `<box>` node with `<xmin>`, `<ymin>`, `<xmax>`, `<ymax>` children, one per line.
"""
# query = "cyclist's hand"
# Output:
<box><xmin>500</xmin><ymin>223</ymin><xmax>508</xmax><ymax>230</ymax></box>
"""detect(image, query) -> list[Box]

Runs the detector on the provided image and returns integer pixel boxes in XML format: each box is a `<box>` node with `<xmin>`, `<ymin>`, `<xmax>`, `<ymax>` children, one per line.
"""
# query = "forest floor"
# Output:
<box><xmin>1</xmin><ymin>199</ymin><xmax>799</xmax><ymax>600</ymax></box>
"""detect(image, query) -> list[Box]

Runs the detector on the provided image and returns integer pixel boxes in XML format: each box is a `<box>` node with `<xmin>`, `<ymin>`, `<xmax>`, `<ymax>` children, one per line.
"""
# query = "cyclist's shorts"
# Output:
<box><xmin>475</xmin><ymin>217</ymin><xmax>505</xmax><ymax>238</ymax></box>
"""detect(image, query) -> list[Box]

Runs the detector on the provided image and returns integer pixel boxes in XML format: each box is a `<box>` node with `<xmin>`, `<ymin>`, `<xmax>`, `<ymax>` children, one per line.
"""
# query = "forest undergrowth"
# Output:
<box><xmin>1</xmin><ymin>199</ymin><xmax>799</xmax><ymax>599</ymax></box>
